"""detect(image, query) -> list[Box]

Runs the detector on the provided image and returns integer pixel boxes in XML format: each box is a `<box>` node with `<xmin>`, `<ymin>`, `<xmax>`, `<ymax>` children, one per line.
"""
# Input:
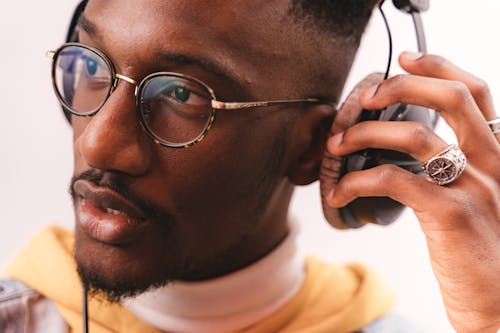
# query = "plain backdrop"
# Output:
<box><xmin>1</xmin><ymin>1</ymin><xmax>499</xmax><ymax>332</ymax></box>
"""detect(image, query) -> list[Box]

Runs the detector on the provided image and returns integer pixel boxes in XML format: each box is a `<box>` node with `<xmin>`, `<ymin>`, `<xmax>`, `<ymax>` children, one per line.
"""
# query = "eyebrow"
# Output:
<box><xmin>155</xmin><ymin>52</ymin><xmax>235</xmax><ymax>83</ymax></box>
<box><xmin>77</xmin><ymin>14</ymin><xmax>241</xmax><ymax>91</ymax></box>
<box><xmin>77</xmin><ymin>14</ymin><xmax>101</xmax><ymax>40</ymax></box>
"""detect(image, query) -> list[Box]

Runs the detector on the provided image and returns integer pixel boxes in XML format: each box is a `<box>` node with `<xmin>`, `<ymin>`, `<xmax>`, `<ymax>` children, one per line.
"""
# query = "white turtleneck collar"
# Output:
<box><xmin>123</xmin><ymin>222</ymin><xmax>305</xmax><ymax>333</ymax></box>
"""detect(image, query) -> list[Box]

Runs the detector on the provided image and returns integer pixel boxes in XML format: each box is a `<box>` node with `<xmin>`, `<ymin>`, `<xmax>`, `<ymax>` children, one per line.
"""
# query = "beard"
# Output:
<box><xmin>76</xmin><ymin>258</ymin><xmax>172</xmax><ymax>303</ymax></box>
<box><xmin>75</xmin><ymin>244</ymin><xmax>180</xmax><ymax>303</ymax></box>
<box><xmin>70</xmin><ymin>169</ymin><xmax>184</xmax><ymax>303</ymax></box>
<box><xmin>69</xmin><ymin>123</ymin><xmax>289</xmax><ymax>303</ymax></box>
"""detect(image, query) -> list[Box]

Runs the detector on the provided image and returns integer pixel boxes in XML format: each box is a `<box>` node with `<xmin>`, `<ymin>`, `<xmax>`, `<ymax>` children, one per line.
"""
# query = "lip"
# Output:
<box><xmin>74</xmin><ymin>179</ymin><xmax>148</xmax><ymax>244</ymax></box>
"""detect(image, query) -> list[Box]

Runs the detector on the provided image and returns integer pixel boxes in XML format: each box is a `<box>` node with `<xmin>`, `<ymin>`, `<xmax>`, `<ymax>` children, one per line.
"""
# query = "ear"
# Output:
<box><xmin>287</xmin><ymin>73</ymin><xmax>385</xmax><ymax>186</ymax></box>
<box><xmin>287</xmin><ymin>104</ymin><xmax>335</xmax><ymax>185</ymax></box>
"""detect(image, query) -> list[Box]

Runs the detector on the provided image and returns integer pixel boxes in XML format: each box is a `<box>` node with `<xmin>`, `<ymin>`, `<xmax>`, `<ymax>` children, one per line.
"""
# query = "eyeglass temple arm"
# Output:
<box><xmin>211</xmin><ymin>98</ymin><xmax>331</xmax><ymax>110</ymax></box>
<box><xmin>44</xmin><ymin>50</ymin><xmax>332</xmax><ymax>112</ymax></box>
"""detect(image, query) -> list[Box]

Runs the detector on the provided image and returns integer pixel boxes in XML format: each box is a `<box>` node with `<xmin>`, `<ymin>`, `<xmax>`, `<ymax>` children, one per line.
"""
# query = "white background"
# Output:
<box><xmin>1</xmin><ymin>1</ymin><xmax>499</xmax><ymax>332</ymax></box>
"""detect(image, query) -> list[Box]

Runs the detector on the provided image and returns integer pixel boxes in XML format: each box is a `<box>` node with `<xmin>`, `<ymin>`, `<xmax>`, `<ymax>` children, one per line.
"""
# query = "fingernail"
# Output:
<box><xmin>402</xmin><ymin>51</ymin><xmax>425</xmax><ymax>61</ymax></box>
<box><xmin>328</xmin><ymin>132</ymin><xmax>344</xmax><ymax>147</ymax></box>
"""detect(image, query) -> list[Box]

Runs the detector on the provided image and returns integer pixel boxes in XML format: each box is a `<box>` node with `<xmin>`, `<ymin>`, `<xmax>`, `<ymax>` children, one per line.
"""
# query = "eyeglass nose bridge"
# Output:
<box><xmin>111</xmin><ymin>73</ymin><xmax>139</xmax><ymax>96</ymax></box>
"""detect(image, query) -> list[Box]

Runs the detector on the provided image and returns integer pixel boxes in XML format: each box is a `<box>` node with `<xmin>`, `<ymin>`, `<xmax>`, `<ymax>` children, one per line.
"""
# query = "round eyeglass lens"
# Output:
<box><xmin>54</xmin><ymin>45</ymin><xmax>113</xmax><ymax>115</ymax></box>
<box><xmin>139</xmin><ymin>75</ymin><xmax>214</xmax><ymax>146</ymax></box>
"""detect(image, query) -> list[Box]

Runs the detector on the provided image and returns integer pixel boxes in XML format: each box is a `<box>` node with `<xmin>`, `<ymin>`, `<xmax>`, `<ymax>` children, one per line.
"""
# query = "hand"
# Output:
<box><xmin>325</xmin><ymin>52</ymin><xmax>500</xmax><ymax>333</ymax></box>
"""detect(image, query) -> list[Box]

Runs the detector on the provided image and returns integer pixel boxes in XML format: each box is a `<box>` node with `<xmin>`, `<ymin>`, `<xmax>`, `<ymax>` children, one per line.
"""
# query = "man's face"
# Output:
<box><xmin>70</xmin><ymin>0</ymin><xmax>321</xmax><ymax>300</ymax></box>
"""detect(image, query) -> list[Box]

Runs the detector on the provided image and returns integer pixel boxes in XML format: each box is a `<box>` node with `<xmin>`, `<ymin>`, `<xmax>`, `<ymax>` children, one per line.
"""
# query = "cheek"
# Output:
<box><xmin>151</xmin><ymin>134</ymin><xmax>266</xmax><ymax>208</ymax></box>
<box><xmin>142</xmin><ymin>113</ymin><xmax>286</xmax><ymax>243</ymax></box>
<box><xmin>167</xmin><ymin>113</ymin><xmax>283</xmax><ymax>200</ymax></box>
<box><xmin>72</xmin><ymin>116</ymin><xmax>91</xmax><ymax>174</ymax></box>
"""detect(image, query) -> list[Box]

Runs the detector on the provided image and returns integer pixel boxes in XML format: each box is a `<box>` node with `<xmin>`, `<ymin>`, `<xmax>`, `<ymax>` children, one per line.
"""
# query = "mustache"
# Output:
<box><xmin>70</xmin><ymin>169</ymin><xmax>173</xmax><ymax>225</ymax></box>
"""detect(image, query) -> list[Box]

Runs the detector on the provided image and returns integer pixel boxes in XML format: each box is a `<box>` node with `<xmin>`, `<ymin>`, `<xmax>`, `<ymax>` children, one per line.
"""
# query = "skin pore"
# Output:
<box><xmin>71</xmin><ymin>0</ymin><xmax>357</xmax><ymax>302</ymax></box>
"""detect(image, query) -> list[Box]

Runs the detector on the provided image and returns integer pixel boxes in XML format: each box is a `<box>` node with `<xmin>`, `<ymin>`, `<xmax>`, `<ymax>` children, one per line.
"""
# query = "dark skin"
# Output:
<box><xmin>71</xmin><ymin>1</ymin><xmax>500</xmax><ymax>332</ymax></box>
<box><xmin>73</xmin><ymin>0</ymin><xmax>341</xmax><ymax>297</ymax></box>
<box><xmin>326</xmin><ymin>55</ymin><xmax>500</xmax><ymax>332</ymax></box>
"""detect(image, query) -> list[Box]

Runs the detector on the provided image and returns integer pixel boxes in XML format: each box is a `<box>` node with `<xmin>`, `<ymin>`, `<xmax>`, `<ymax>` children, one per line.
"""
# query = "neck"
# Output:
<box><xmin>123</xmin><ymin>221</ymin><xmax>304</xmax><ymax>333</ymax></box>
<box><xmin>183</xmin><ymin>181</ymin><xmax>293</xmax><ymax>281</ymax></box>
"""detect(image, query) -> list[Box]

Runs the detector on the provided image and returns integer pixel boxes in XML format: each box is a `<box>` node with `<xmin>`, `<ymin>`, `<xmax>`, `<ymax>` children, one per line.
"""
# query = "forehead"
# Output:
<box><xmin>83</xmin><ymin>0</ymin><xmax>295</xmax><ymax>86</ymax></box>
<box><xmin>85</xmin><ymin>1</ymin><xmax>289</xmax><ymax>42</ymax></box>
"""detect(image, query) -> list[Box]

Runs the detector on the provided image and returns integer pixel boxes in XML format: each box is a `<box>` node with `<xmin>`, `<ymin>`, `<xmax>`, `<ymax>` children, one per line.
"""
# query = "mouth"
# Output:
<box><xmin>73</xmin><ymin>179</ymin><xmax>148</xmax><ymax>245</ymax></box>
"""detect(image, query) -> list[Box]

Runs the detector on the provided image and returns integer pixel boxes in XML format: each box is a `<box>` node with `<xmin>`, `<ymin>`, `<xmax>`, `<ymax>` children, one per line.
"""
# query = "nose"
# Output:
<box><xmin>75</xmin><ymin>82</ymin><xmax>152</xmax><ymax>176</ymax></box>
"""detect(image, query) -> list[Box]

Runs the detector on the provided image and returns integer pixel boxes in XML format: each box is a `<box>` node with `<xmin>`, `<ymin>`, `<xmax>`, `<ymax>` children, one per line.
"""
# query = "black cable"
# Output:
<box><xmin>83</xmin><ymin>286</ymin><xmax>89</xmax><ymax>333</ymax></box>
<box><xmin>378</xmin><ymin>0</ymin><xmax>393</xmax><ymax>81</ymax></box>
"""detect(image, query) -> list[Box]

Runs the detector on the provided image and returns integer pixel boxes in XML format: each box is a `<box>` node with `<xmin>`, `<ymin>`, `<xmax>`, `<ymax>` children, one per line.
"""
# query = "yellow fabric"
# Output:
<box><xmin>5</xmin><ymin>225</ymin><xmax>395</xmax><ymax>333</ymax></box>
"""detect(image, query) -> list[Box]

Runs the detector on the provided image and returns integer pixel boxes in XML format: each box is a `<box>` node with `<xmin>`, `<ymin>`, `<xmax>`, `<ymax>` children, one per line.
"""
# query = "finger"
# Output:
<box><xmin>325</xmin><ymin>164</ymin><xmax>447</xmax><ymax>213</ymax></box>
<box><xmin>400</xmin><ymin>52</ymin><xmax>500</xmax><ymax>145</ymax></box>
<box><xmin>399</xmin><ymin>52</ymin><xmax>498</xmax><ymax>122</ymax></box>
<box><xmin>327</xmin><ymin>120</ymin><xmax>448</xmax><ymax>162</ymax></box>
<box><xmin>331</xmin><ymin>73</ymin><xmax>385</xmax><ymax>135</ymax></box>
<box><xmin>359</xmin><ymin>74</ymin><xmax>499</xmax><ymax>155</ymax></box>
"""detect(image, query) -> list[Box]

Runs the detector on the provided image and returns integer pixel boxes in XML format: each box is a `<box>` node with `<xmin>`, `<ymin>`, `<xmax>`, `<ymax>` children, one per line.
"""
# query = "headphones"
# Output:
<box><xmin>63</xmin><ymin>0</ymin><xmax>437</xmax><ymax>230</ymax></box>
<box><xmin>62</xmin><ymin>2</ymin><xmax>436</xmax><ymax>331</ymax></box>
<box><xmin>320</xmin><ymin>0</ymin><xmax>439</xmax><ymax>229</ymax></box>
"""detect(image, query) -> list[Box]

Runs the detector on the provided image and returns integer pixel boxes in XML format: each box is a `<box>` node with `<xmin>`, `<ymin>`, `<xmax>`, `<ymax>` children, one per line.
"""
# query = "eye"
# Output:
<box><xmin>172</xmin><ymin>87</ymin><xmax>191</xmax><ymax>102</ymax></box>
<box><xmin>160</xmin><ymin>84</ymin><xmax>209</xmax><ymax>107</ymax></box>
<box><xmin>141</xmin><ymin>76</ymin><xmax>212</xmax><ymax>117</ymax></box>
<box><xmin>80</xmin><ymin>54</ymin><xmax>108</xmax><ymax>79</ymax></box>
<box><xmin>85</xmin><ymin>57</ymin><xmax>98</xmax><ymax>76</ymax></box>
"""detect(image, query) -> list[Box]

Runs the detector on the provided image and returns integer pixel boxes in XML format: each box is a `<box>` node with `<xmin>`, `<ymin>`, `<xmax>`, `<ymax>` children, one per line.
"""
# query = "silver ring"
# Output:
<box><xmin>487</xmin><ymin>118</ymin><xmax>500</xmax><ymax>134</ymax></box>
<box><xmin>422</xmin><ymin>144</ymin><xmax>467</xmax><ymax>186</ymax></box>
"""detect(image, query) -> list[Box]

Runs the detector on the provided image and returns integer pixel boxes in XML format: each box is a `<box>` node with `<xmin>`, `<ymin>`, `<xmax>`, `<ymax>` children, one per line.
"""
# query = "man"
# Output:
<box><xmin>1</xmin><ymin>0</ymin><xmax>499</xmax><ymax>332</ymax></box>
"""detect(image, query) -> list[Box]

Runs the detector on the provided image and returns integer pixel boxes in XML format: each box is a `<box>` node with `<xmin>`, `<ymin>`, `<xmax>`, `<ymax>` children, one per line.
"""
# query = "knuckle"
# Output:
<box><xmin>380</xmin><ymin>74</ymin><xmax>409</xmax><ymax>100</ymax></box>
<box><xmin>376</xmin><ymin>164</ymin><xmax>401</xmax><ymax>185</ymax></box>
<box><xmin>469</xmin><ymin>78</ymin><xmax>491</xmax><ymax>99</ymax></box>
<box><xmin>390</xmin><ymin>74</ymin><xmax>408</xmax><ymax>88</ymax></box>
<box><xmin>448</xmin><ymin>81</ymin><xmax>473</xmax><ymax>106</ymax></box>
<box><xmin>410</xmin><ymin>122</ymin><xmax>433</xmax><ymax>148</ymax></box>
<box><xmin>380</xmin><ymin>74</ymin><xmax>407</xmax><ymax>95</ymax></box>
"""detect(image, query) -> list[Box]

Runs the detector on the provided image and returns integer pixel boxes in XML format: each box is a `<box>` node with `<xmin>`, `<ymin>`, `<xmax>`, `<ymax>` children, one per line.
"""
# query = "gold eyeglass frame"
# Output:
<box><xmin>47</xmin><ymin>42</ymin><xmax>328</xmax><ymax>148</ymax></box>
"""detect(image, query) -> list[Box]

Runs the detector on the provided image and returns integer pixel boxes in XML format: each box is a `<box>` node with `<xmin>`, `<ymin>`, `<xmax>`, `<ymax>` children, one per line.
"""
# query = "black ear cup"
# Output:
<box><xmin>392</xmin><ymin>0</ymin><xmax>429</xmax><ymax>13</ymax></box>
<box><xmin>338</xmin><ymin>103</ymin><xmax>439</xmax><ymax>228</ymax></box>
<box><xmin>320</xmin><ymin>0</ymin><xmax>432</xmax><ymax>229</ymax></box>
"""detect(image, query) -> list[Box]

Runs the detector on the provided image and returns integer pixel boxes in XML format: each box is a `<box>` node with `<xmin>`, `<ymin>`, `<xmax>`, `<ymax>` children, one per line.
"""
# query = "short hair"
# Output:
<box><xmin>290</xmin><ymin>0</ymin><xmax>379</xmax><ymax>45</ymax></box>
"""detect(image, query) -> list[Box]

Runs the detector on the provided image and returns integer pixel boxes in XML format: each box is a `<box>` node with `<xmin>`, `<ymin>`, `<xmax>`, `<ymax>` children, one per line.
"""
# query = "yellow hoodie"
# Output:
<box><xmin>5</xmin><ymin>226</ymin><xmax>394</xmax><ymax>333</ymax></box>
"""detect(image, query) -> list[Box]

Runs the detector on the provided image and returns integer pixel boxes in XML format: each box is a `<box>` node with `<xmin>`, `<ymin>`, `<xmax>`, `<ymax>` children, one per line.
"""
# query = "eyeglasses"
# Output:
<box><xmin>47</xmin><ymin>43</ymin><xmax>326</xmax><ymax>148</ymax></box>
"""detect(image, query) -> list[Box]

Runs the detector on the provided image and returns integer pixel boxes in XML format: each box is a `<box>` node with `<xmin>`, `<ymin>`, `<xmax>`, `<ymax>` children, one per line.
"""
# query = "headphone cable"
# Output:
<box><xmin>83</xmin><ymin>285</ymin><xmax>89</xmax><ymax>333</ymax></box>
<box><xmin>378</xmin><ymin>0</ymin><xmax>393</xmax><ymax>81</ymax></box>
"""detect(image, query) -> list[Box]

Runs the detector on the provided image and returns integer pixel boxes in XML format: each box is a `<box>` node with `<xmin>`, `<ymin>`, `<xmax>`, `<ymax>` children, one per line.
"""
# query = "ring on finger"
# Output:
<box><xmin>487</xmin><ymin>118</ymin><xmax>500</xmax><ymax>134</ymax></box>
<box><xmin>422</xmin><ymin>144</ymin><xmax>467</xmax><ymax>186</ymax></box>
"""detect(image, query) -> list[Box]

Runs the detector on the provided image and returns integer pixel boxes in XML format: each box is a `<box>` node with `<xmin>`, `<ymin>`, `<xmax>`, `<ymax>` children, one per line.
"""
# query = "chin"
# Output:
<box><xmin>74</xmin><ymin>228</ymin><xmax>183</xmax><ymax>303</ymax></box>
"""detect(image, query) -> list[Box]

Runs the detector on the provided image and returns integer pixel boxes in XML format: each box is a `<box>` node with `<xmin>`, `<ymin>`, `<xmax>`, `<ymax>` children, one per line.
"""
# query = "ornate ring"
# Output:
<box><xmin>422</xmin><ymin>144</ymin><xmax>467</xmax><ymax>186</ymax></box>
<box><xmin>487</xmin><ymin>118</ymin><xmax>500</xmax><ymax>134</ymax></box>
